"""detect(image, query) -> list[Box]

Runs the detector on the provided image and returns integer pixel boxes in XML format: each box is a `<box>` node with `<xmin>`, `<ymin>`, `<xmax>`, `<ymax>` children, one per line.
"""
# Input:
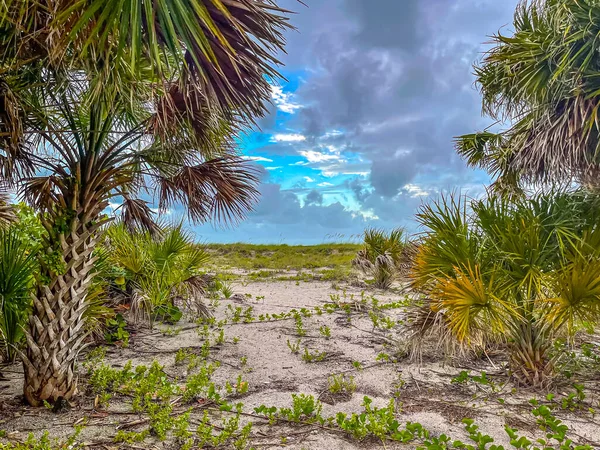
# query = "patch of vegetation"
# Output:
<box><xmin>352</xmin><ymin>228</ymin><xmax>406</xmax><ymax>289</ymax></box>
<box><xmin>409</xmin><ymin>192</ymin><xmax>600</xmax><ymax>387</ymax></box>
<box><xmin>327</xmin><ymin>374</ymin><xmax>356</xmax><ymax>395</ymax></box>
<box><xmin>205</xmin><ymin>243</ymin><xmax>360</xmax><ymax>274</ymax></box>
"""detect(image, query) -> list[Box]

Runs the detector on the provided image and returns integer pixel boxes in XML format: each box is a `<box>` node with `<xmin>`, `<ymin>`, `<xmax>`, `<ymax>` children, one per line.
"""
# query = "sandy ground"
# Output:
<box><xmin>1</xmin><ymin>278</ymin><xmax>599</xmax><ymax>449</ymax></box>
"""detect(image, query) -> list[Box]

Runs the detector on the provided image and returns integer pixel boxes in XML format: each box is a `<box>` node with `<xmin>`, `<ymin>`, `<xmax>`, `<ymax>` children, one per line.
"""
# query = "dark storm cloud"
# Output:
<box><xmin>305</xmin><ymin>189</ymin><xmax>323</xmax><ymax>205</ymax></box>
<box><xmin>275</xmin><ymin>0</ymin><xmax>518</xmax><ymax>200</ymax></box>
<box><xmin>204</xmin><ymin>0</ymin><xmax>520</xmax><ymax>242</ymax></box>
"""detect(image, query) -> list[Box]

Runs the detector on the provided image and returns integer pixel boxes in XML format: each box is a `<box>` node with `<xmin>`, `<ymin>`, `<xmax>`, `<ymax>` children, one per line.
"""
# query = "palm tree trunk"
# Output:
<box><xmin>21</xmin><ymin>215</ymin><xmax>104</xmax><ymax>406</ymax></box>
<box><xmin>509</xmin><ymin>320</ymin><xmax>553</xmax><ymax>388</ymax></box>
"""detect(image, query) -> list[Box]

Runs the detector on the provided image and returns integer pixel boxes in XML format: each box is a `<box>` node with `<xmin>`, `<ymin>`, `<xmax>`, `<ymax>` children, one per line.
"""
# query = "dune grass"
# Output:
<box><xmin>205</xmin><ymin>243</ymin><xmax>361</xmax><ymax>273</ymax></box>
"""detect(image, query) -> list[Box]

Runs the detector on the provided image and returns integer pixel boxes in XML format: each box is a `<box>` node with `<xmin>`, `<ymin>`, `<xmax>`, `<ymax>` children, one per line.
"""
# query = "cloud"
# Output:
<box><xmin>271</xmin><ymin>85</ymin><xmax>303</xmax><ymax>114</ymax></box>
<box><xmin>298</xmin><ymin>150</ymin><xmax>341</xmax><ymax>163</ymax></box>
<box><xmin>243</xmin><ymin>156</ymin><xmax>273</xmax><ymax>163</ymax></box>
<box><xmin>304</xmin><ymin>176</ymin><xmax>315</xmax><ymax>183</ymax></box>
<box><xmin>197</xmin><ymin>0</ymin><xmax>520</xmax><ymax>243</ymax></box>
<box><xmin>305</xmin><ymin>189</ymin><xmax>323</xmax><ymax>205</ymax></box>
<box><xmin>275</xmin><ymin>0</ymin><xmax>517</xmax><ymax>200</ymax></box>
<box><xmin>271</xmin><ymin>133</ymin><xmax>307</xmax><ymax>143</ymax></box>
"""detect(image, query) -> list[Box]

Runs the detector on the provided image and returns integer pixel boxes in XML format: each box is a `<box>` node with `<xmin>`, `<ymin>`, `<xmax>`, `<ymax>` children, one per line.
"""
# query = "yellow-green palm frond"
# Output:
<box><xmin>428</xmin><ymin>264</ymin><xmax>510</xmax><ymax>344</ymax></box>
<box><xmin>545</xmin><ymin>260</ymin><xmax>600</xmax><ymax>333</ymax></box>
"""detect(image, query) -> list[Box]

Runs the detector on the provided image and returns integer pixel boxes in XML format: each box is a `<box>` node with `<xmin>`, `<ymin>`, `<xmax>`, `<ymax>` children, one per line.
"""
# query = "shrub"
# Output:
<box><xmin>104</xmin><ymin>223</ymin><xmax>211</xmax><ymax>323</ymax></box>
<box><xmin>0</xmin><ymin>227</ymin><xmax>37</xmax><ymax>361</ymax></box>
<box><xmin>352</xmin><ymin>228</ymin><xmax>406</xmax><ymax>289</ymax></box>
<box><xmin>409</xmin><ymin>191</ymin><xmax>600</xmax><ymax>387</ymax></box>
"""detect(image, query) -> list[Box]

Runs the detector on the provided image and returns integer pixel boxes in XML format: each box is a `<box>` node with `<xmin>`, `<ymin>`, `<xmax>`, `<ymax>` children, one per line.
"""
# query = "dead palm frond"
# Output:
<box><xmin>0</xmin><ymin>192</ymin><xmax>15</xmax><ymax>228</ymax></box>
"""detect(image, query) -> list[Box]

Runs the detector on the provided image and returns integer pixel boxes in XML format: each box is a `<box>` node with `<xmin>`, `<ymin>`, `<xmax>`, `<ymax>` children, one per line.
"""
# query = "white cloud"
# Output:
<box><xmin>271</xmin><ymin>85</ymin><xmax>303</xmax><ymax>114</ymax></box>
<box><xmin>243</xmin><ymin>156</ymin><xmax>274</xmax><ymax>163</ymax></box>
<box><xmin>403</xmin><ymin>184</ymin><xmax>429</xmax><ymax>197</ymax></box>
<box><xmin>321</xmin><ymin>129</ymin><xmax>344</xmax><ymax>139</ymax></box>
<box><xmin>318</xmin><ymin>182</ymin><xmax>334</xmax><ymax>187</ymax></box>
<box><xmin>304</xmin><ymin>176</ymin><xmax>315</xmax><ymax>183</ymax></box>
<box><xmin>323</xmin><ymin>170</ymin><xmax>369</xmax><ymax>178</ymax></box>
<box><xmin>265</xmin><ymin>166</ymin><xmax>282</xmax><ymax>171</ymax></box>
<box><xmin>271</xmin><ymin>133</ymin><xmax>306</xmax><ymax>143</ymax></box>
<box><xmin>298</xmin><ymin>150</ymin><xmax>341</xmax><ymax>163</ymax></box>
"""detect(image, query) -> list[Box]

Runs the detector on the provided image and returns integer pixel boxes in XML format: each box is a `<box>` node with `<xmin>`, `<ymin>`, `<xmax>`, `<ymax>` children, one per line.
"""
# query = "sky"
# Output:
<box><xmin>190</xmin><ymin>0</ymin><xmax>521</xmax><ymax>244</ymax></box>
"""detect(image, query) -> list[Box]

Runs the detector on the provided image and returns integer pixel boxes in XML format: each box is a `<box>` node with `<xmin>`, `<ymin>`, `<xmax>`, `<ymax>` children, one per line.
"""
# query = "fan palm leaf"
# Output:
<box><xmin>456</xmin><ymin>0</ymin><xmax>600</xmax><ymax>190</ymax></box>
<box><xmin>409</xmin><ymin>190</ymin><xmax>600</xmax><ymax>386</ymax></box>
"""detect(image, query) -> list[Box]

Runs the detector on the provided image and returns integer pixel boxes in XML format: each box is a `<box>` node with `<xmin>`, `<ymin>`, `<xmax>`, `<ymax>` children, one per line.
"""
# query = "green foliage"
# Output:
<box><xmin>287</xmin><ymin>339</ymin><xmax>301</xmax><ymax>354</ymax></box>
<box><xmin>301</xmin><ymin>347</ymin><xmax>327</xmax><ymax>363</ymax></box>
<box><xmin>0</xmin><ymin>428</ymin><xmax>83</xmax><ymax>450</ymax></box>
<box><xmin>327</xmin><ymin>374</ymin><xmax>356</xmax><ymax>395</ymax></box>
<box><xmin>104</xmin><ymin>223</ymin><xmax>210</xmax><ymax>322</ymax></box>
<box><xmin>353</xmin><ymin>228</ymin><xmax>406</xmax><ymax>289</ymax></box>
<box><xmin>0</xmin><ymin>227</ymin><xmax>37</xmax><ymax>361</ymax></box>
<box><xmin>104</xmin><ymin>313</ymin><xmax>130</xmax><ymax>347</ymax></box>
<box><xmin>456</xmin><ymin>0</ymin><xmax>600</xmax><ymax>192</ymax></box>
<box><xmin>205</xmin><ymin>243</ymin><xmax>361</xmax><ymax>273</ymax></box>
<box><xmin>319</xmin><ymin>325</ymin><xmax>331</xmax><ymax>339</ymax></box>
<box><xmin>410</xmin><ymin>191</ymin><xmax>600</xmax><ymax>386</ymax></box>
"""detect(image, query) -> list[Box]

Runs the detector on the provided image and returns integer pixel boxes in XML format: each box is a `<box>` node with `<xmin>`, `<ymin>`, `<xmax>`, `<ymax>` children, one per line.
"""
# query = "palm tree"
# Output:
<box><xmin>0</xmin><ymin>0</ymin><xmax>293</xmax><ymax>406</ymax></box>
<box><xmin>455</xmin><ymin>0</ymin><xmax>600</xmax><ymax>193</ymax></box>
<box><xmin>409</xmin><ymin>191</ymin><xmax>600</xmax><ymax>387</ymax></box>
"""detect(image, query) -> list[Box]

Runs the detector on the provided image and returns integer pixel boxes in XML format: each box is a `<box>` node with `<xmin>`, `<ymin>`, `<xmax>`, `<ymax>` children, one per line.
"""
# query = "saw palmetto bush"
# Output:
<box><xmin>455</xmin><ymin>0</ymin><xmax>600</xmax><ymax>194</ymax></box>
<box><xmin>104</xmin><ymin>223</ymin><xmax>211</xmax><ymax>323</ymax></box>
<box><xmin>409</xmin><ymin>191</ymin><xmax>600</xmax><ymax>387</ymax></box>
<box><xmin>352</xmin><ymin>228</ymin><xmax>406</xmax><ymax>289</ymax></box>
<box><xmin>0</xmin><ymin>0</ymin><xmax>293</xmax><ymax>405</ymax></box>
<box><xmin>0</xmin><ymin>228</ymin><xmax>37</xmax><ymax>362</ymax></box>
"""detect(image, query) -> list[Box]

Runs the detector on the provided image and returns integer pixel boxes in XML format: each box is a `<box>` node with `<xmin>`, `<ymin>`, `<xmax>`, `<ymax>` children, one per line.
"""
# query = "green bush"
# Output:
<box><xmin>410</xmin><ymin>191</ymin><xmax>600</xmax><ymax>386</ymax></box>
<box><xmin>104</xmin><ymin>223</ymin><xmax>211</xmax><ymax>323</ymax></box>
<box><xmin>353</xmin><ymin>228</ymin><xmax>406</xmax><ymax>289</ymax></box>
<box><xmin>0</xmin><ymin>226</ymin><xmax>37</xmax><ymax>361</ymax></box>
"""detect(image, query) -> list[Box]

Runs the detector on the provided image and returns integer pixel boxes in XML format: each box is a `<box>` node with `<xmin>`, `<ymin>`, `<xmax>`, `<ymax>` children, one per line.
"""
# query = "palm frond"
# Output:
<box><xmin>157</xmin><ymin>156</ymin><xmax>260</xmax><ymax>225</ymax></box>
<box><xmin>460</xmin><ymin>0</ymin><xmax>600</xmax><ymax>188</ymax></box>
<box><xmin>0</xmin><ymin>191</ymin><xmax>15</xmax><ymax>228</ymax></box>
<box><xmin>120</xmin><ymin>197</ymin><xmax>160</xmax><ymax>236</ymax></box>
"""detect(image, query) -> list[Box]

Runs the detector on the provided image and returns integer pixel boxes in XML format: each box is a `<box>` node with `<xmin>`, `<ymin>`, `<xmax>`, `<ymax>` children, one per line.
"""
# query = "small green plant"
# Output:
<box><xmin>328</xmin><ymin>374</ymin><xmax>356</xmax><ymax>395</ymax></box>
<box><xmin>294</xmin><ymin>313</ymin><xmax>306</xmax><ymax>336</ymax></box>
<box><xmin>287</xmin><ymin>339</ymin><xmax>301</xmax><ymax>354</ymax></box>
<box><xmin>302</xmin><ymin>347</ymin><xmax>327</xmax><ymax>363</ymax></box>
<box><xmin>221</xmin><ymin>281</ymin><xmax>234</xmax><ymax>299</ymax></box>
<box><xmin>104</xmin><ymin>313</ymin><xmax>130</xmax><ymax>346</ymax></box>
<box><xmin>319</xmin><ymin>325</ymin><xmax>331</xmax><ymax>339</ymax></box>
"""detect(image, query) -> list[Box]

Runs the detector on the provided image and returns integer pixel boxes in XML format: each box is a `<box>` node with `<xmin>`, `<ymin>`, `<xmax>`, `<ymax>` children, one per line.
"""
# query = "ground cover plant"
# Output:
<box><xmin>1</xmin><ymin>278</ymin><xmax>599</xmax><ymax>448</ymax></box>
<box><xmin>352</xmin><ymin>228</ymin><xmax>406</xmax><ymax>289</ymax></box>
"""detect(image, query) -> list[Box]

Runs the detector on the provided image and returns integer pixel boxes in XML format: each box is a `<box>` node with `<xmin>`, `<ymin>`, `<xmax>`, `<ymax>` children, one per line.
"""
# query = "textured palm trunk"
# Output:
<box><xmin>21</xmin><ymin>215</ymin><xmax>103</xmax><ymax>406</ymax></box>
<box><xmin>509</xmin><ymin>320</ymin><xmax>553</xmax><ymax>388</ymax></box>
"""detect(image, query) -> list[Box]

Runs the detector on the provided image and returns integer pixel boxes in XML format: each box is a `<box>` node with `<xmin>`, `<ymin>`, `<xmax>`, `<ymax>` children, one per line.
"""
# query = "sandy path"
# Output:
<box><xmin>1</xmin><ymin>280</ymin><xmax>598</xmax><ymax>449</ymax></box>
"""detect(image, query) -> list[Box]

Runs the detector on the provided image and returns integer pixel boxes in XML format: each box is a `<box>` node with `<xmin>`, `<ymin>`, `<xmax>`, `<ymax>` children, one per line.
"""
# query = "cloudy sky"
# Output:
<box><xmin>192</xmin><ymin>0</ymin><xmax>520</xmax><ymax>244</ymax></box>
